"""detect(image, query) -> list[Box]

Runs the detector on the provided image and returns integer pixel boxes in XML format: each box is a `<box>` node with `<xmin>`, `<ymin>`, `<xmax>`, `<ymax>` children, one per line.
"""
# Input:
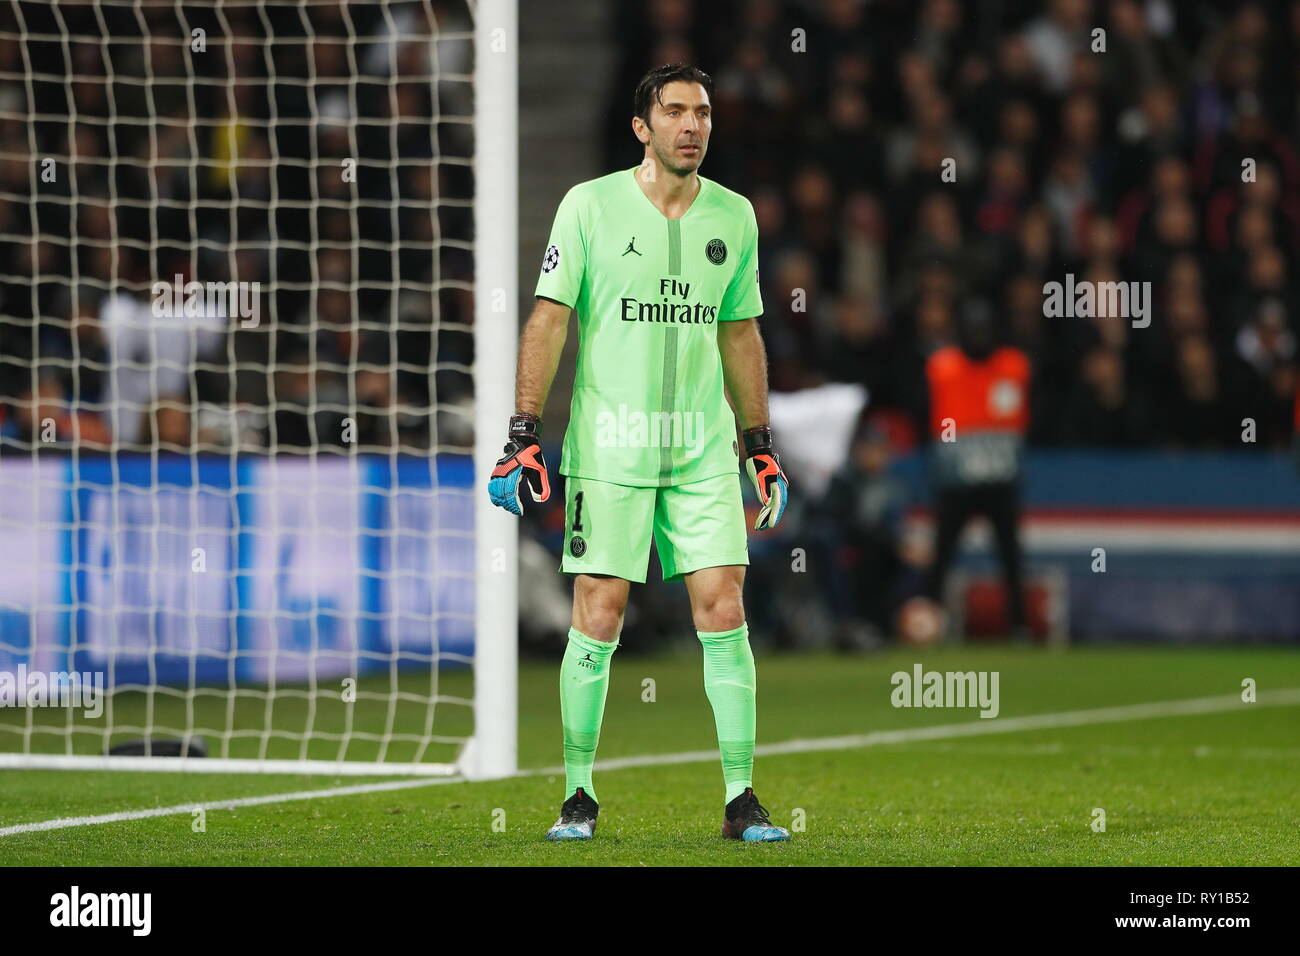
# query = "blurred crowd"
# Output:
<box><xmin>6</xmin><ymin>0</ymin><xmax>1296</xmax><ymax>458</ymax></box>
<box><xmin>609</xmin><ymin>0</ymin><xmax>1300</xmax><ymax>451</ymax></box>
<box><xmin>0</xmin><ymin>0</ymin><xmax>475</xmax><ymax>453</ymax></box>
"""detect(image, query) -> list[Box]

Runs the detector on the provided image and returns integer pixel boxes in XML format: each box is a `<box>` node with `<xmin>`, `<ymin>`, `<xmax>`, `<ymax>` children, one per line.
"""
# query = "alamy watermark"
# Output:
<box><xmin>0</xmin><ymin>665</ymin><xmax>104</xmax><ymax>719</ymax></box>
<box><xmin>595</xmin><ymin>403</ymin><xmax>706</xmax><ymax>458</ymax></box>
<box><xmin>1043</xmin><ymin>274</ymin><xmax>1150</xmax><ymax>328</ymax></box>
<box><xmin>890</xmin><ymin>664</ymin><xmax>1000</xmax><ymax>718</ymax></box>
<box><xmin>151</xmin><ymin>274</ymin><xmax>261</xmax><ymax>328</ymax></box>
<box><xmin>50</xmin><ymin>886</ymin><xmax>151</xmax><ymax>936</ymax></box>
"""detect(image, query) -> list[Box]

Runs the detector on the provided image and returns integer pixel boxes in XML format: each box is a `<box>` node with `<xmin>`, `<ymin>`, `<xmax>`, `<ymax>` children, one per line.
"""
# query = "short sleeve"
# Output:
<box><xmin>718</xmin><ymin>202</ymin><xmax>762</xmax><ymax>321</ymax></box>
<box><xmin>533</xmin><ymin>186</ymin><xmax>586</xmax><ymax>308</ymax></box>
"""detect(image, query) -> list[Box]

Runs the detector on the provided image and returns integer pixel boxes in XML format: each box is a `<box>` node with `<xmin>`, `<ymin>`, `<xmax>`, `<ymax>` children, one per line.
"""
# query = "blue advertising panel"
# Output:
<box><xmin>0</xmin><ymin>454</ymin><xmax>475</xmax><ymax>686</ymax></box>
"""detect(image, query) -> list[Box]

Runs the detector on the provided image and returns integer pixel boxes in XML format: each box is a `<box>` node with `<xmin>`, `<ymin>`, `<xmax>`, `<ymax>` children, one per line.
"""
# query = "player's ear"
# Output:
<box><xmin>632</xmin><ymin>115</ymin><xmax>650</xmax><ymax>145</ymax></box>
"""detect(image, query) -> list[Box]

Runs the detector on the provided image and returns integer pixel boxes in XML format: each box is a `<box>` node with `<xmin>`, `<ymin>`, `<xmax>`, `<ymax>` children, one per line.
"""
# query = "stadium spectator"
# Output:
<box><xmin>814</xmin><ymin>422</ymin><xmax>910</xmax><ymax>647</ymax></box>
<box><xmin>921</xmin><ymin>300</ymin><xmax>1031</xmax><ymax>637</ymax></box>
<box><xmin>99</xmin><ymin>274</ymin><xmax>224</xmax><ymax>451</ymax></box>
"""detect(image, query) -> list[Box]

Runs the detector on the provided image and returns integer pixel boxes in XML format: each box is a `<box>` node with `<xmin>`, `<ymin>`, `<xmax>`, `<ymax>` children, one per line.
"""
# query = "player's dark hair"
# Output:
<box><xmin>633</xmin><ymin>64</ymin><xmax>714</xmax><ymax>128</ymax></box>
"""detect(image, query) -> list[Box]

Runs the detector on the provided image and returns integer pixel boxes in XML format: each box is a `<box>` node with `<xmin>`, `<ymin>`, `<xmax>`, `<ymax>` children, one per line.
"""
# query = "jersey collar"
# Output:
<box><xmin>628</xmin><ymin>165</ymin><xmax>708</xmax><ymax>221</ymax></box>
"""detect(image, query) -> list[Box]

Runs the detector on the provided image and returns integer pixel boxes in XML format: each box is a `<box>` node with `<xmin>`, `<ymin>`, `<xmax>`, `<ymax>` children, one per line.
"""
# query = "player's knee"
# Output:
<box><xmin>574</xmin><ymin>605</ymin><xmax>623</xmax><ymax>642</ymax></box>
<box><xmin>572</xmin><ymin>578</ymin><xmax>628</xmax><ymax>641</ymax></box>
<box><xmin>694</xmin><ymin>593</ymin><xmax>745</xmax><ymax>633</ymax></box>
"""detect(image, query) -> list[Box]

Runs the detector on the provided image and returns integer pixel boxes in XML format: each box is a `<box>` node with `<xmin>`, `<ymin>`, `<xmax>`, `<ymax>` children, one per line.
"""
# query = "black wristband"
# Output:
<box><xmin>509</xmin><ymin>413</ymin><xmax>541</xmax><ymax>440</ymax></box>
<box><xmin>742</xmin><ymin>425</ymin><xmax>773</xmax><ymax>454</ymax></box>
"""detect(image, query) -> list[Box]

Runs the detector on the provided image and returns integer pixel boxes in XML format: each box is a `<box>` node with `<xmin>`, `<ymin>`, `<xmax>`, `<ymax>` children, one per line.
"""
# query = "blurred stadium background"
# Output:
<box><xmin>0</xmin><ymin>0</ymin><xmax>1297</xmax><ymax>769</ymax></box>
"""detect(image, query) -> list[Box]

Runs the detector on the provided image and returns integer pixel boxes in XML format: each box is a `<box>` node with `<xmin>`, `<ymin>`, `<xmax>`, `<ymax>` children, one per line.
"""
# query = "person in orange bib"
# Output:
<box><xmin>923</xmin><ymin>299</ymin><xmax>1031</xmax><ymax>638</ymax></box>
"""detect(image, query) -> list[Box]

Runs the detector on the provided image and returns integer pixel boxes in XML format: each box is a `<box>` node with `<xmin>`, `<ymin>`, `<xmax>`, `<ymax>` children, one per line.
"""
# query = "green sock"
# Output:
<box><xmin>698</xmin><ymin>623</ymin><xmax>756</xmax><ymax>804</ymax></box>
<box><xmin>560</xmin><ymin>626</ymin><xmax>618</xmax><ymax>804</ymax></box>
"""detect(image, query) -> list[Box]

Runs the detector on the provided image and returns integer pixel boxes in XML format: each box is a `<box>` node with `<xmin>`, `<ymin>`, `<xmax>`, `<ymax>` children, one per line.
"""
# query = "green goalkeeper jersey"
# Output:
<box><xmin>535</xmin><ymin>167</ymin><xmax>763</xmax><ymax>487</ymax></box>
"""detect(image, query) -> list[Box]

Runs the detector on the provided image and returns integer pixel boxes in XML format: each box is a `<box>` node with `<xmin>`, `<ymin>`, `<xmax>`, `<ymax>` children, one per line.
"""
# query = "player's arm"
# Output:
<box><xmin>489</xmin><ymin>184</ymin><xmax>585</xmax><ymax>516</ymax></box>
<box><xmin>718</xmin><ymin>318</ymin><xmax>768</xmax><ymax>430</ymax></box>
<box><xmin>516</xmin><ymin>296</ymin><xmax>571</xmax><ymax>417</ymax></box>
<box><xmin>719</xmin><ymin>318</ymin><xmax>788</xmax><ymax>531</ymax></box>
<box><xmin>717</xmin><ymin>197</ymin><xmax>787</xmax><ymax>530</ymax></box>
<box><xmin>486</xmin><ymin>297</ymin><xmax>570</xmax><ymax>516</ymax></box>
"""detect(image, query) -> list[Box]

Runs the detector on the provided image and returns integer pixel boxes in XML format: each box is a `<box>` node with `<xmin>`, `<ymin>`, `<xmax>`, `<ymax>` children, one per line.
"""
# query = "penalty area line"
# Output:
<box><xmin>2</xmin><ymin>688</ymin><xmax>1295</xmax><ymax>838</ymax></box>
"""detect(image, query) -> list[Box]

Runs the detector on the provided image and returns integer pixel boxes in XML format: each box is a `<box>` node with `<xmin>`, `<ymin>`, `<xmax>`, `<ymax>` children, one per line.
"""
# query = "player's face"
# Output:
<box><xmin>643</xmin><ymin>80</ymin><xmax>711</xmax><ymax>176</ymax></box>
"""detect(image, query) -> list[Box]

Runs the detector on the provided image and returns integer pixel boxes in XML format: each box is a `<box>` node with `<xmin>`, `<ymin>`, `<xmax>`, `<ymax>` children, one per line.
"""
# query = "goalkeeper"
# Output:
<box><xmin>488</xmin><ymin>64</ymin><xmax>790</xmax><ymax>842</ymax></box>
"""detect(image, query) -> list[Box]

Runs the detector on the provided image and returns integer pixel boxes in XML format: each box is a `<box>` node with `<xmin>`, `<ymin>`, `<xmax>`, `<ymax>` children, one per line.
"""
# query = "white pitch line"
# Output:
<box><xmin>2</xmin><ymin>688</ymin><xmax>1296</xmax><ymax>838</ymax></box>
<box><xmin>0</xmin><ymin>777</ymin><xmax>463</xmax><ymax>838</ymax></box>
<box><xmin>536</xmin><ymin>687</ymin><xmax>1300</xmax><ymax>774</ymax></box>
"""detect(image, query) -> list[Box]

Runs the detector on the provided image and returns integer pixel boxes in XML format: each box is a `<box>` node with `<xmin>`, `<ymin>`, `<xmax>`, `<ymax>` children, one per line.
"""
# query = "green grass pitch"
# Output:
<box><xmin>1</xmin><ymin>645</ymin><xmax>1297</xmax><ymax>866</ymax></box>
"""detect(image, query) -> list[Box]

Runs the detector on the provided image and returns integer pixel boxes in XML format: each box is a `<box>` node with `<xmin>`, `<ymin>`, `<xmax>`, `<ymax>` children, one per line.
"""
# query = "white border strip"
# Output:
<box><xmin>3</xmin><ymin>688</ymin><xmax>1296</xmax><ymax>838</ymax></box>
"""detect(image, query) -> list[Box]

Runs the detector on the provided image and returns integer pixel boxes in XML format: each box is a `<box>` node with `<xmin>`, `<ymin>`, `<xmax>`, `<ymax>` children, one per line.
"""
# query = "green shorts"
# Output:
<box><xmin>560</xmin><ymin>472</ymin><xmax>750</xmax><ymax>583</ymax></box>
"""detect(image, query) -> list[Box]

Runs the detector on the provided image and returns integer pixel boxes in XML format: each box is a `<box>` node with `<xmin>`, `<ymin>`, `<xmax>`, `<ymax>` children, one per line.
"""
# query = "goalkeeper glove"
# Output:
<box><xmin>743</xmin><ymin>425</ymin><xmax>788</xmax><ymax>531</ymax></box>
<box><xmin>488</xmin><ymin>413</ymin><xmax>551</xmax><ymax>516</ymax></box>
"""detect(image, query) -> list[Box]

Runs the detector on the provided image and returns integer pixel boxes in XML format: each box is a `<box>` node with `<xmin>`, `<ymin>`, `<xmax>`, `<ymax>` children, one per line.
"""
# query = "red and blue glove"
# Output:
<box><xmin>743</xmin><ymin>425</ymin><xmax>788</xmax><ymax>530</ymax></box>
<box><xmin>488</xmin><ymin>414</ymin><xmax>551</xmax><ymax>516</ymax></box>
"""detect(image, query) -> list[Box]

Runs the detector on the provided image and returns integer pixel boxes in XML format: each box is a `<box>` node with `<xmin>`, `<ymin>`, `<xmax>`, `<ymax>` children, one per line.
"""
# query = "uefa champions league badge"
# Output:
<box><xmin>542</xmin><ymin>244</ymin><xmax>560</xmax><ymax>273</ymax></box>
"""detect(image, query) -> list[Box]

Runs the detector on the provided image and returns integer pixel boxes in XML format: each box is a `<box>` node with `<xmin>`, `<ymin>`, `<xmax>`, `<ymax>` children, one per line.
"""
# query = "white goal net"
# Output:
<box><xmin>0</xmin><ymin>0</ymin><xmax>517</xmax><ymax>777</ymax></box>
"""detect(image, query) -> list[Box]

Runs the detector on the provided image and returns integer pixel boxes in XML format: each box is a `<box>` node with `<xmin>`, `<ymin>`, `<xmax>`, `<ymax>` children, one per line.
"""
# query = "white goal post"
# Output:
<box><xmin>468</xmin><ymin>0</ymin><xmax>518</xmax><ymax>781</ymax></box>
<box><xmin>0</xmin><ymin>0</ymin><xmax>517</xmax><ymax>779</ymax></box>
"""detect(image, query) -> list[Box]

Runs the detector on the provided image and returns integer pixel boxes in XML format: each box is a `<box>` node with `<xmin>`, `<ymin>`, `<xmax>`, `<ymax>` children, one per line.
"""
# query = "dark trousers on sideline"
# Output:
<box><xmin>924</xmin><ymin>481</ymin><xmax>1026</xmax><ymax>632</ymax></box>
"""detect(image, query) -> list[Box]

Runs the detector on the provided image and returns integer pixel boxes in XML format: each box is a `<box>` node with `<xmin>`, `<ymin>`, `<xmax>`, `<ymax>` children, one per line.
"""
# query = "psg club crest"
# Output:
<box><xmin>706</xmin><ymin>238</ymin><xmax>727</xmax><ymax>264</ymax></box>
<box><xmin>569</xmin><ymin>535</ymin><xmax>586</xmax><ymax>558</ymax></box>
<box><xmin>542</xmin><ymin>244</ymin><xmax>560</xmax><ymax>273</ymax></box>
